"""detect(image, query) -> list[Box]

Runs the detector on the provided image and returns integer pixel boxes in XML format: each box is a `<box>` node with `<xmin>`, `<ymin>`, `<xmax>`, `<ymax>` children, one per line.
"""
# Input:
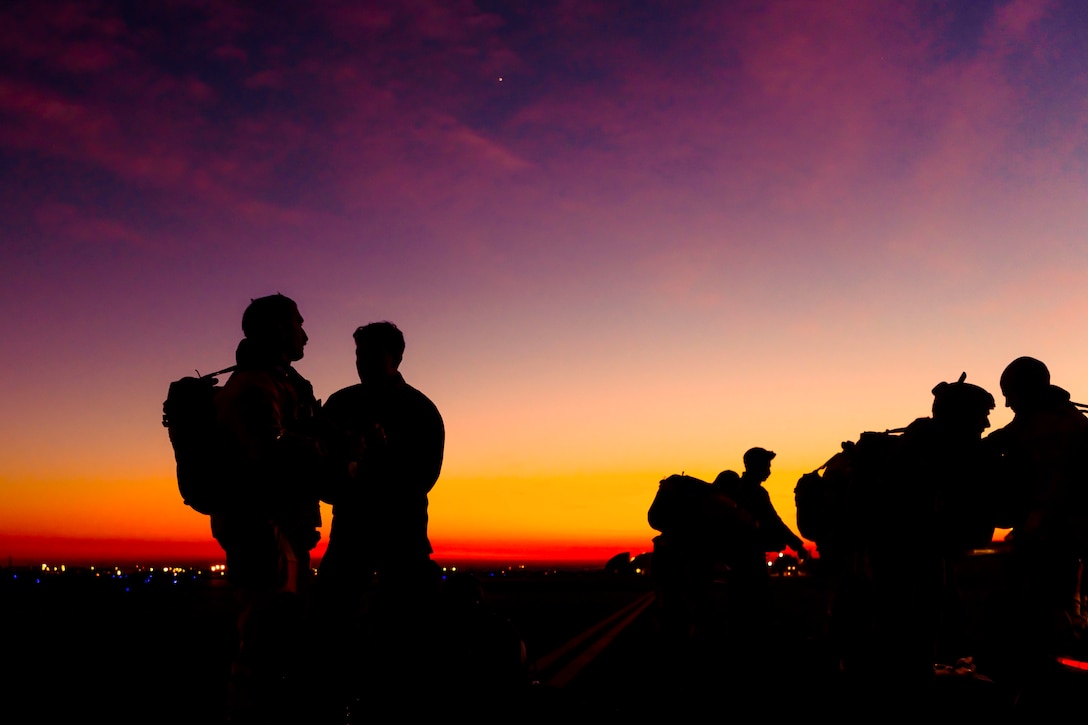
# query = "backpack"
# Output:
<box><xmin>162</xmin><ymin>366</ymin><xmax>235</xmax><ymax>515</ymax></box>
<box><xmin>648</xmin><ymin>473</ymin><xmax>757</xmax><ymax>556</ymax></box>
<box><xmin>794</xmin><ymin>428</ymin><xmax>907</xmax><ymax>560</ymax></box>
<box><xmin>648</xmin><ymin>474</ymin><xmax>710</xmax><ymax>534</ymax></box>
<box><xmin>794</xmin><ymin>449</ymin><xmax>850</xmax><ymax>545</ymax></box>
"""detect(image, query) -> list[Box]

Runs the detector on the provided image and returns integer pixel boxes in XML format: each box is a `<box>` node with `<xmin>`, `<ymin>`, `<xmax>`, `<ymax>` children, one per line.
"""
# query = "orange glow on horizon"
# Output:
<box><xmin>0</xmin><ymin>533</ymin><xmax>652</xmax><ymax>569</ymax></box>
<box><xmin>1</xmin><ymin>529</ymin><xmax>1011</xmax><ymax>569</ymax></box>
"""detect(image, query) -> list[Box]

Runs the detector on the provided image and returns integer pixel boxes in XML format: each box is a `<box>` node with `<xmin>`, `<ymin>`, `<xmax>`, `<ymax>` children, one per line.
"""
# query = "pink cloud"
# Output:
<box><xmin>212</xmin><ymin>44</ymin><xmax>248</xmax><ymax>63</ymax></box>
<box><xmin>244</xmin><ymin>69</ymin><xmax>284</xmax><ymax>89</ymax></box>
<box><xmin>0</xmin><ymin>2</ymin><xmax>129</xmax><ymax>72</ymax></box>
<box><xmin>0</xmin><ymin>0</ymin><xmax>1082</xmax><ymax>259</ymax></box>
<box><xmin>993</xmin><ymin>0</ymin><xmax>1053</xmax><ymax>41</ymax></box>
<box><xmin>33</xmin><ymin>202</ymin><xmax>152</xmax><ymax>250</ymax></box>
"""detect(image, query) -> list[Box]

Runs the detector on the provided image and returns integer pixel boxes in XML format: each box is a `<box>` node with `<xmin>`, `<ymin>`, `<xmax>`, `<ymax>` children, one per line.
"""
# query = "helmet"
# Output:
<box><xmin>999</xmin><ymin>356</ymin><xmax>1050</xmax><ymax>397</ymax></box>
<box><xmin>931</xmin><ymin>372</ymin><xmax>995</xmax><ymax>419</ymax></box>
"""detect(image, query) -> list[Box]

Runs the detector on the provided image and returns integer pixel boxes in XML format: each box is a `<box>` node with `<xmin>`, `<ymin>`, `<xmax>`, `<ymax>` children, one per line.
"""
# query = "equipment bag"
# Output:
<box><xmin>162</xmin><ymin>366</ymin><xmax>235</xmax><ymax>515</ymax></box>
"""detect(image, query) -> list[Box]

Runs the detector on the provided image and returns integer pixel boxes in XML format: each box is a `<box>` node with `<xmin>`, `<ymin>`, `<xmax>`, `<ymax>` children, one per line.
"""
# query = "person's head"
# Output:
<box><xmin>240</xmin><ymin>294</ymin><xmax>307</xmax><ymax>362</ymax></box>
<box><xmin>353</xmin><ymin>321</ymin><xmax>405</xmax><ymax>383</ymax></box>
<box><xmin>742</xmin><ymin>447</ymin><xmax>775</xmax><ymax>483</ymax></box>
<box><xmin>931</xmin><ymin>372</ymin><xmax>995</xmax><ymax>437</ymax></box>
<box><xmin>999</xmin><ymin>356</ymin><xmax>1050</xmax><ymax>413</ymax></box>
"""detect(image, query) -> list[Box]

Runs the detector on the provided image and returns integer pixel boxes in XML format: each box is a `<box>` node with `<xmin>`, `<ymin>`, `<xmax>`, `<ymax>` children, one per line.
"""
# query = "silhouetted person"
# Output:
<box><xmin>713</xmin><ymin>447</ymin><xmax>808</xmax><ymax>677</ymax></box>
<box><xmin>313</xmin><ymin>321</ymin><xmax>445</xmax><ymax>715</ymax></box>
<box><xmin>725</xmin><ymin>448</ymin><xmax>809</xmax><ymax>561</ymax></box>
<box><xmin>982</xmin><ymin>356</ymin><xmax>1088</xmax><ymax>709</ymax></box>
<box><xmin>648</xmin><ymin>470</ymin><xmax>754</xmax><ymax>653</ymax></box>
<box><xmin>850</xmin><ymin>374</ymin><xmax>998</xmax><ymax>710</ymax></box>
<box><xmin>212</xmin><ymin>293</ymin><xmax>324</xmax><ymax>724</ymax></box>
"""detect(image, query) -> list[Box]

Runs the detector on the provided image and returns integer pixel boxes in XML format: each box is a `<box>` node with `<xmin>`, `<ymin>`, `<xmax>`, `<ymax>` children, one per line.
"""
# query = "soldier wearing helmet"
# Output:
<box><xmin>988</xmin><ymin>356</ymin><xmax>1088</xmax><ymax>538</ymax></box>
<box><xmin>984</xmin><ymin>357</ymin><xmax>1088</xmax><ymax>705</ymax></box>
<box><xmin>931</xmin><ymin>372</ymin><xmax>996</xmax><ymax>436</ymax></box>
<box><xmin>998</xmin><ymin>355</ymin><xmax>1052</xmax><ymax>414</ymax></box>
<box><xmin>838</xmin><ymin>373</ymin><xmax>999</xmax><ymax>708</ymax></box>
<box><xmin>921</xmin><ymin>373</ymin><xmax>1000</xmax><ymax>549</ymax></box>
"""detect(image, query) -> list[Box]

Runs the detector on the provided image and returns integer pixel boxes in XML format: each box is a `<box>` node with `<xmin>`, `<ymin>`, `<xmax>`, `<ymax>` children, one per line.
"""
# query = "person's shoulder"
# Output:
<box><xmin>222</xmin><ymin>366</ymin><xmax>279</xmax><ymax>397</ymax></box>
<box><xmin>983</xmin><ymin>421</ymin><xmax>1018</xmax><ymax>452</ymax></box>
<box><xmin>1055</xmin><ymin>396</ymin><xmax>1088</xmax><ymax>426</ymax></box>
<box><xmin>402</xmin><ymin>380</ymin><xmax>442</xmax><ymax>414</ymax></box>
<box><xmin>325</xmin><ymin>384</ymin><xmax>363</xmax><ymax>407</ymax></box>
<box><xmin>747</xmin><ymin>483</ymin><xmax>772</xmax><ymax>504</ymax></box>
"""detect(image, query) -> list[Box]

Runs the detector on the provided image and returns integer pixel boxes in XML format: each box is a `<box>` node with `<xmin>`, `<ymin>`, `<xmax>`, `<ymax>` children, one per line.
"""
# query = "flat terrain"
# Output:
<box><xmin>5</xmin><ymin>554</ymin><xmax>1085</xmax><ymax>722</ymax></box>
<box><xmin>5</xmin><ymin>566</ymin><xmax>824</xmax><ymax>721</ymax></box>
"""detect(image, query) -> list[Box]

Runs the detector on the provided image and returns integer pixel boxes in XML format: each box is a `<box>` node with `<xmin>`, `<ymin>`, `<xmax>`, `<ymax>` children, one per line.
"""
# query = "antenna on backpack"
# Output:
<box><xmin>196</xmin><ymin>365</ymin><xmax>238</xmax><ymax>379</ymax></box>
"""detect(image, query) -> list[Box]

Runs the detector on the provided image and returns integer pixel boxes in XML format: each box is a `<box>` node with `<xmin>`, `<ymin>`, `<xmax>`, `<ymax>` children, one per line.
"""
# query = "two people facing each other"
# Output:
<box><xmin>210</xmin><ymin>294</ymin><xmax>450</xmax><ymax>723</ymax></box>
<box><xmin>803</xmin><ymin>360</ymin><xmax>1088</xmax><ymax>708</ymax></box>
<box><xmin>212</xmin><ymin>296</ymin><xmax>444</xmax><ymax>611</ymax></box>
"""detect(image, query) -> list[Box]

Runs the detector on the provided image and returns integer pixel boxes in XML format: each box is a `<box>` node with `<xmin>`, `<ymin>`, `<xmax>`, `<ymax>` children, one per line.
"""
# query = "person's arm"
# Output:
<box><xmin>757</xmin><ymin>488</ymin><xmax>808</xmax><ymax>556</ymax></box>
<box><xmin>410</xmin><ymin>399</ymin><xmax>444</xmax><ymax>494</ymax></box>
<box><xmin>391</xmin><ymin>393</ymin><xmax>443</xmax><ymax>489</ymax></box>
<box><xmin>353</xmin><ymin>389</ymin><xmax>444</xmax><ymax>497</ymax></box>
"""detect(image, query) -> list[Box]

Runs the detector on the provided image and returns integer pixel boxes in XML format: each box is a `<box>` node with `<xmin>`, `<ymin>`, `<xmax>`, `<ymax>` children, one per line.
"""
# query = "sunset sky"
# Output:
<box><xmin>3</xmin><ymin>0</ymin><xmax>1087</xmax><ymax>566</ymax></box>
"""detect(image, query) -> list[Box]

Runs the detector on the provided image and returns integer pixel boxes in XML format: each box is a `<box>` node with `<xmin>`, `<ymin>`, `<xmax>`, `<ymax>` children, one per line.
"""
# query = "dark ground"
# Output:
<box><xmin>4</xmin><ymin>554</ymin><xmax>1086</xmax><ymax>723</ymax></box>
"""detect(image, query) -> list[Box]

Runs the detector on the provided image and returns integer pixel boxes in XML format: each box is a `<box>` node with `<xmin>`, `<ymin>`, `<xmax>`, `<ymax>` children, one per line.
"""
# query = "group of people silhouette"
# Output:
<box><xmin>203</xmin><ymin>294</ymin><xmax>526</xmax><ymax>724</ymax></box>
<box><xmin>192</xmin><ymin>292</ymin><xmax>1088</xmax><ymax>719</ymax></box>
<box><xmin>647</xmin><ymin>358</ymin><xmax>1088</xmax><ymax>713</ymax></box>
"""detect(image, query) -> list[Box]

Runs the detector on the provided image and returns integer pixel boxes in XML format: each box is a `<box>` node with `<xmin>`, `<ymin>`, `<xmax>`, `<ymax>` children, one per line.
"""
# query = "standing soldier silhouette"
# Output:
<box><xmin>854</xmin><ymin>375</ymin><xmax>998</xmax><ymax>710</ymax></box>
<box><xmin>648</xmin><ymin>469</ymin><xmax>754</xmax><ymax>650</ymax></box>
<box><xmin>714</xmin><ymin>447</ymin><xmax>808</xmax><ymax>672</ymax></box>
<box><xmin>313</xmin><ymin>321</ymin><xmax>445</xmax><ymax>716</ymax></box>
<box><xmin>212</xmin><ymin>293</ymin><xmax>325</xmax><ymax>724</ymax></box>
<box><xmin>983</xmin><ymin>356</ymin><xmax>1088</xmax><ymax>710</ymax></box>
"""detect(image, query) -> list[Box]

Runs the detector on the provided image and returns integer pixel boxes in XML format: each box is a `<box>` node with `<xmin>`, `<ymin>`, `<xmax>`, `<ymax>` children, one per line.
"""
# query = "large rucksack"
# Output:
<box><xmin>162</xmin><ymin>366</ymin><xmax>235</xmax><ymax>515</ymax></box>
<box><xmin>794</xmin><ymin>428</ymin><xmax>907</xmax><ymax>562</ymax></box>
<box><xmin>648</xmin><ymin>474</ymin><xmax>711</xmax><ymax>534</ymax></box>
<box><xmin>648</xmin><ymin>473</ymin><xmax>757</xmax><ymax>559</ymax></box>
<box><xmin>794</xmin><ymin>448</ymin><xmax>852</xmax><ymax>546</ymax></box>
